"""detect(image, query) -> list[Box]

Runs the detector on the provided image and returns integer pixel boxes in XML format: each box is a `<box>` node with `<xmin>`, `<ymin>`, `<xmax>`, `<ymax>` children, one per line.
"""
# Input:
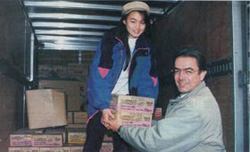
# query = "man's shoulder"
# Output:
<box><xmin>186</xmin><ymin>87</ymin><xmax>217</xmax><ymax>109</ymax></box>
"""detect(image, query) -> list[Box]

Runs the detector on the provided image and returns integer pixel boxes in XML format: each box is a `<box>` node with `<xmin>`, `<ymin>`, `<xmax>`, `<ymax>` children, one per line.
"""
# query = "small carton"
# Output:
<box><xmin>45</xmin><ymin>127</ymin><xmax>66</xmax><ymax>143</ymax></box>
<box><xmin>111</xmin><ymin>95</ymin><xmax>154</xmax><ymax>113</ymax></box>
<box><xmin>32</xmin><ymin>134</ymin><xmax>63</xmax><ymax>147</ymax></box>
<box><xmin>39</xmin><ymin>147</ymin><xmax>71</xmax><ymax>152</ymax></box>
<box><xmin>114</xmin><ymin>111</ymin><xmax>152</xmax><ymax>128</ymax></box>
<box><xmin>10</xmin><ymin>128</ymin><xmax>44</xmax><ymax>147</ymax></box>
<box><xmin>26</xmin><ymin>89</ymin><xmax>67</xmax><ymax>129</ymax></box>
<box><xmin>110</xmin><ymin>95</ymin><xmax>154</xmax><ymax>128</ymax></box>
<box><xmin>73</xmin><ymin>112</ymin><xmax>88</xmax><ymax>124</ymax></box>
<box><xmin>67</xmin><ymin>129</ymin><xmax>86</xmax><ymax>144</ymax></box>
<box><xmin>70</xmin><ymin>146</ymin><xmax>84</xmax><ymax>152</ymax></box>
<box><xmin>68</xmin><ymin>112</ymin><xmax>73</xmax><ymax>124</ymax></box>
<box><xmin>66</xmin><ymin>123</ymin><xmax>87</xmax><ymax>129</ymax></box>
<box><xmin>100</xmin><ymin>142</ymin><xmax>113</xmax><ymax>152</ymax></box>
<box><xmin>8</xmin><ymin>147</ymin><xmax>39</xmax><ymax>152</ymax></box>
<box><xmin>10</xmin><ymin>134</ymin><xmax>32</xmax><ymax>147</ymax></box>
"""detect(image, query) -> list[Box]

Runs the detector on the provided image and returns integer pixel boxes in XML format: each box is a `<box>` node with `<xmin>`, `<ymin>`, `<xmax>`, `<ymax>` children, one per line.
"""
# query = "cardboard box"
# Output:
<box><xmin>10</xmin><ymin>128</ymin><xmax>45</xmax><ymax>147</ymax></box>
<box><xmin>39</xmin><ymin>80</ymin><xmax>84</xmax><ymax>111</ymax></box>
<box><xmin>8</xmin><ymin>147</ymin><xmax>39</xmax><ymax>152</ymax></box>
<box><xmin>10</xmin><ymin>134</ymin><xmax>32</xmax><ymax>147</ymax></box>
<box><xmin>111</xmin><ymin>95</ymin><xmax>154</xmax><ymax>113</ymax></box>
<box><xmin>39</xmin><ymin>147</ymin><xmax>71</xmax><ymax>152</ymax></box>
<box><xmin>26</xmin><ymin>89</ymin><xmax>68</xmax><ymax>129</ymax></box>
<box><xmin>67</xmin><ymin>129</ymin><xmax>86</xmax><ymax>144</ymax></box>
<box><xmin>73</xmin><ymin>112</ymin><xmax>88</xmax><ymax>124</ymax></box>
<box><xmin>32</xmin><ymin>134</ymin><xmax>63</xmax><ymax>147</ymax></box>
<box><xmin>100</xmin><ymin>142</ymin><xmax>113</xmax><ymax>152</ymax></box>
<box><xmin>66</xmin><ymin>123</ymin><xmax>87</xmax><ymax>129</ymax></box>
<box><xmin>67</xmin><ymin>112</ymin><xmax>73</xmax><ymax>124</ymax></box>
<box><xmin>45</xmin><ymin>127</ymin><xmax>66</xmax><ymax>143</ymax></box>
<box><xmin>68</xmin><ymin>63</ymin><xmax>88</xmax><ymax>76</ymax></box>
<box><xmin>70</xmin><ymin>146</ymin><xmax>83</xmax><ymax>152</ymax></box>
<box><xmin>114</xmin><ymin>111</ymin><xmax>152</xmax><ymax>127</ymax></box>
<box><xmin>110</xmin><ymin>95</ymin><xmax>154</xmax><ymax>128</ymax></box>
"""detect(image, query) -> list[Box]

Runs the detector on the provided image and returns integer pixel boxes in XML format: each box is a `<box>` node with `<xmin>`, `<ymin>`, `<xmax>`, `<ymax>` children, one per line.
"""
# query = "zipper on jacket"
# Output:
<box><xmin>128</xmin><ymin>47</ymin><xmax>149</xmax><ymax>92</ymax></box>
<box><xmin>112</xmin><ymin>37</ymin><xmax>125</xmax><ymax>87</ymax></box>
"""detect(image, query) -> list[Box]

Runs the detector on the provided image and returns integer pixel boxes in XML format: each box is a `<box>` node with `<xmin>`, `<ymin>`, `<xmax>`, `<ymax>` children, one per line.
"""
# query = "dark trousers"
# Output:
<box><xmin>83</xmin><ymin>111</ymin><xmax>132</xmax><ymax>152</ymax></box>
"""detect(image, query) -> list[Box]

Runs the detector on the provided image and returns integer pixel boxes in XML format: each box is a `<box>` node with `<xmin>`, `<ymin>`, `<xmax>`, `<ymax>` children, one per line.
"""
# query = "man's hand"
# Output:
<box><xmin>101</xmin><ymin>109</ymin><xmax>114</xmax><ymax>127</ymax></box>
<box><xmin>101</xmin><ymin>109</ymin><xmax>120</xmax><ymax>132</ymax></box>
<box><xmin>105</xmin><ymin>119</ymin><xmax>121</xmax><ymax>132</ymax></box>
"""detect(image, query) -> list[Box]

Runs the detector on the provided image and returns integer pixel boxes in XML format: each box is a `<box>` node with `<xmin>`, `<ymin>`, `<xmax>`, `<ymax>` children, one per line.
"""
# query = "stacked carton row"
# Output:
<box><xmin>8</xmin><ymin>128</ymin><xmax>84</xmax><ymax>152</ymax></box>
<box><xmin>9</xmin><ymin>87</ymin><xmax>113</xmax><ymax>152</ymax></box>
<box><xmin>38</xmin><ymin>63</ymin><xmax>89</xmax><ymax>82</ymax></box>
<box><xmin>8</xmin><ymin>113</ymin><xmax>113</xmax><ymax>152</ymax></box>
<box><xmin>110</xmin><ymin>95</ymin><xmax>155</xmax><ymax>128</ymax></box>
<box><xmin>11</xmin><ymin>82</ymin><xmax>153</xmax><ymax>152</ymax></box>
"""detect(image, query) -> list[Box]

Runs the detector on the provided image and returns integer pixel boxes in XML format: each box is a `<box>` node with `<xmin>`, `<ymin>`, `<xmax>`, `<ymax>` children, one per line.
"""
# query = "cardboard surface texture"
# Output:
<box><xmin>26</xmin><ymin>89</ymin><xmax>67</xmax><ymax>129</ymax></box>
<box><xmin>39</xmin><ymin>80</ymin><xmax>84</xmax><ymax>111</ymax></box>
<box><xmin>110</xmin><ymin>95</ymin><xmax>154</xmax><ymax>128</ymax></box>
<box><xmin>67</xmin><ymin>131</ymin><xmax>86</xmax><ymax>144</ymax></box>
<box><xmin>111</xmin><ymin>95</ymin><xmax>154</xmax><ymax>113</ymax></box>
<box><xmin>32</xmin><ymin>134</ymin><xmax>63</xmax><ymax>147</ymax></box>
<box><xmin>8</xmin><ymin>147</ymin><xmax>39</xmax><ymax>152</ymax></box>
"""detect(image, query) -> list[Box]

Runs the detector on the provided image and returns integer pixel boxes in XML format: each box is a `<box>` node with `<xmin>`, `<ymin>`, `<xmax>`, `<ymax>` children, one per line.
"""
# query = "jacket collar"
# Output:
<box><xmin>114</xmin><ymin>28</ymin><xmax>150</xmax><ymax>50</ymax></box>
<box><xmin>170</xmin><ymin>81</ymin><xmax>206</xmax><ymax>104</ymax></box>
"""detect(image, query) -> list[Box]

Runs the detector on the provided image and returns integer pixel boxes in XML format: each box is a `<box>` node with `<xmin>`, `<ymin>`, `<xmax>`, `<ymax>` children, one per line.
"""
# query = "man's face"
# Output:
<box><xmin>123</xmin><ymin>11</ymin><xmax>146</xmax><ymax>38</ymax></box>
<box><xmin>174</xmin><ymin>57</ymin><xmax>207</xmax><ymax>93</ymax></box>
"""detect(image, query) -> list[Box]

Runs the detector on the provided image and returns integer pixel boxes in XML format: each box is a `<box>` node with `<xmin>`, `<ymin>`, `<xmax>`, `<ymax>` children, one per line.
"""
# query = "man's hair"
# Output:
<box><xmin>173</xmin><ymin>48</ymin><xmax>207</xmax><ymax>71</ymax></box>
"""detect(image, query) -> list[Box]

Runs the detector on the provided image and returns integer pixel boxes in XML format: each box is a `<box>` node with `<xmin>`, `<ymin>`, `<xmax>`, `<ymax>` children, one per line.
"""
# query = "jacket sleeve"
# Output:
<box><xmin>119</xmin><ymin>105</ymin><xmax>201</xmax><ymax>152</ymax></box>
<box><xmin>87</xmin><ymin>31</ymin><xmax>116</xmax><ymax>111</ymax></box>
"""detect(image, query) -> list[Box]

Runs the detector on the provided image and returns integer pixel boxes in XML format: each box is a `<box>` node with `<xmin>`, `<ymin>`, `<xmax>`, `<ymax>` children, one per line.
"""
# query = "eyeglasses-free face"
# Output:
<box><xmin>174</xmin><ymin>56</ymin><xmax>207</xmax><ymax>93</ymax></box>
<box><xmin>123</xmin><ymin>11</ymin><xmax>146</xmax><ymax>38</ymax></box>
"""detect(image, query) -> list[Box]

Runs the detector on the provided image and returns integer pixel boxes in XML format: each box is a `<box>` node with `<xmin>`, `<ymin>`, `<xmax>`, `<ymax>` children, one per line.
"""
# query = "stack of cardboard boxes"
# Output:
<box><xmin>9</xmin><ymin>88</ymin><xmax>85</xmax><ymax>152</ymax></box>
<box><xmin>8</xmin><ymin>79</ymin><xmax>114</xmax><ymax>152</ymax></box>
<box><xmin>38</xmin><ymin>80</ymin><xmax>89</xmax><ymax>150</ymax></box>
<box><xmin>8</xmin><ymin>79</ymin><xmax>154</xmax><ymax>151</ymax></box>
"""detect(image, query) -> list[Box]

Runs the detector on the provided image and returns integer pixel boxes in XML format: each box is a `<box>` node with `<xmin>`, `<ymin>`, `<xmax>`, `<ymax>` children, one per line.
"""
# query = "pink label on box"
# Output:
<box><xmin>32</xmin><ymin>135</ymin><xmax>63</xmax><ymax>147</ymax></box>
<box><xmin>10</xmin><ymin>135</ymin><xmax>32</xmax><ymax>147</ymax></box>
<box><xmin>135</xmin><ymin>107</ymin><xmax>153</xmax><ymax>113</ymax></box>
<box><xmin>10</xmin><ymin>141</ymin><xmax>33</xmax><ymax>147</ymax></box>
<box><xmin>113</xmin><ymin>102</ymin><xmax>154</xmax><ymax>113</ymax></box>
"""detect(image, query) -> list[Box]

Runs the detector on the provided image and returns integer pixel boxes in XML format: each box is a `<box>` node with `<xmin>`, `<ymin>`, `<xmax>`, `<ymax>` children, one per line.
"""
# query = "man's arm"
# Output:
<box><xmin>109</xmin><ymin>105</ymin><xmax>201</xmax><ymax>152</ymax></box>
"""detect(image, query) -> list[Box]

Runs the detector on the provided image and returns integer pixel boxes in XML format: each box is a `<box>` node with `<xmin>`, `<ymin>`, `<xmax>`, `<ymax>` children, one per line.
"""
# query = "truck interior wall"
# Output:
<box><xmin>152</xmin><ymin>1</ymin><xmax>233</xmax><ymax>152</ymax></box>
<box><xmin>0</xmin><ymin>1</ymin><xmax>29</xmax><ymax>151</ymax></box>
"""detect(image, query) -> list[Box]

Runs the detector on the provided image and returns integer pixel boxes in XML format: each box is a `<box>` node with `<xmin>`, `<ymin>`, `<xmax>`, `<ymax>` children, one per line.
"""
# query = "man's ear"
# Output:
<box><xmin>200</xmin><ymin>70</ymin><xmax>207</xmax><ymax>81</ymax></box>
<box><xmin>123</xmin><ymin>20</ymin><xmax>126</xmax><ymax>25</ymax></box>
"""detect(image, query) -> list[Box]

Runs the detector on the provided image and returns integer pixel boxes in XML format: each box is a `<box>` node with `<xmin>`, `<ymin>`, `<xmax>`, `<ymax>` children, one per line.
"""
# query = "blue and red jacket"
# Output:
<box><xmin>86</xmin><ymin>27</ymin><xmax>159</xmax><ymax>116</ymax></box>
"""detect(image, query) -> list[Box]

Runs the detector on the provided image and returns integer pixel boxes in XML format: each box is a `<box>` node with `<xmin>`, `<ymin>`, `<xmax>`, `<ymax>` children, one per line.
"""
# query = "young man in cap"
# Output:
<box><xmin>105</xmin><ymin>48</ymin><xmax>226</xmax><ymax>152</ymax></box>
<box><xmin>83</xmin><ymin>1</ymin><xmax>158</xmax><ymax>151</ymax></box>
